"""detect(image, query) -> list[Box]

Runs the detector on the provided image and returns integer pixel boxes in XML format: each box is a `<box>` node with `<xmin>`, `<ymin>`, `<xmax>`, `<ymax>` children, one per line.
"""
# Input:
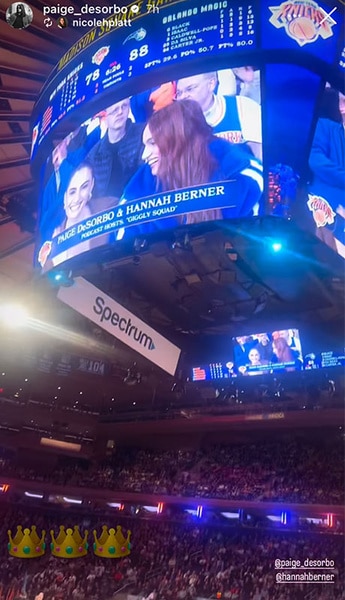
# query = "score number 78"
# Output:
<box><xmin>85</xmin><ymin>69</ymin><xmax>100</xmax><ymax>85</ymax></box>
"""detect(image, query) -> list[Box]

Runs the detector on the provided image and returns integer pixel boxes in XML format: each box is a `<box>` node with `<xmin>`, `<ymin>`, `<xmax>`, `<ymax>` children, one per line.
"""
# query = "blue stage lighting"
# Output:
<box><xmin>271</xmin><ymin>241</ymin><xmax>283</xmax><ymax>252</ymax></box>
<box><xmin>47</xmin><ymin>270</ymin><xmax>74</xmax><ymax>287</ymax></box>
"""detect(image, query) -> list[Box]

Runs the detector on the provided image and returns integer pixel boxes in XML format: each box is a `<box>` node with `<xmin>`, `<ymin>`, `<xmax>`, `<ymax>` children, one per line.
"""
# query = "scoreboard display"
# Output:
<box><xmin>31</xmin><ymin>0</ymin><xmax>344</xmax><ymax>160</ymax></box>
<box><xmin>31</xmin><ymin>0</ymin><xmax>259</xmax><ymax>157</ymax></box>
<box><xmin>32</xmin><ymin>0</ymin><xmax>345</xmax><ymax>271</ymax></box>
<box><xmin>191</xmin><ymin>349</ymin><xmax>345</xmax><ymax>381</ymax></box>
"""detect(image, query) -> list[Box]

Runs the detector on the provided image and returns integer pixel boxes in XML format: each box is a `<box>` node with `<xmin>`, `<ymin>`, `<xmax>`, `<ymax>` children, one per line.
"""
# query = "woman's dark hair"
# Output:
<box><xmin>147</xmin><ymin>99</ymin><xmax>217</xmax><ymax>191</ymax></box>
<box><xmin>249</xmin><ymin>347</ymin><xmax>262</xmax><ymax>362</ymax></box>
<box><xmin>16</xmin><ymin>3</ymin><xmax>25</xmax><ymax>14</ymax></box>
<box><xmin>318</xmin><ymin>87</ymin><xmax>342</xmax><ymax>123</ymax></box>
<box><xmin>65</xmin><ymin>161</ymin><xmax>94</xmax><ymax>191</ymax></box>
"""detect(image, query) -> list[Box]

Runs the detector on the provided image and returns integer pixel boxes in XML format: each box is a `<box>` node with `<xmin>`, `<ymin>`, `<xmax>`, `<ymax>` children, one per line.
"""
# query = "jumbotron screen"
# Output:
<box><xmin>191</xmin><ymin>332</ymin><xmax>345</xmax><ymax>382</ymax></box>
<box><xmin>192</xmin><ymin>328</ymin><xmax>304</xmax><ymax>380</ymax></box>
<box><xmin>36</xmin><ymin>65</ymin><xmax>263</xmax><ymax>270</ymax></box>
<box><xmin>231</xmin><ymin>329</ymin><xmax>303</xmax><ymax>375</ymax></box>
<box><xmin>33</xmin><ymin>0</ymin><xmax>345</xmax><ymax>271</ymax></box>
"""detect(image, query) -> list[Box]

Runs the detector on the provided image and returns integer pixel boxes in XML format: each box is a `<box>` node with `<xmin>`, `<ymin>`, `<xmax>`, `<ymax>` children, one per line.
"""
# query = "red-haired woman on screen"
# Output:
<box><xmin>272</xmin><ymin>337</ymin><xmax>295</xmax><ymax>364</ymax></box>
<box><xmin>118</xmin><ymin>99</ymin><xmax>263</xmax><ymax>235</ymax></box>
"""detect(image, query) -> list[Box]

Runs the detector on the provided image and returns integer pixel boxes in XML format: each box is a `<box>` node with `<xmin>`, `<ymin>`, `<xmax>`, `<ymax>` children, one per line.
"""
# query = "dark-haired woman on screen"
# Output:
<box><xmin>51</xmin><ymin>162</ymin><xmax>94</xmax><ymax>264</ymax></box>
<box><xmin>53</xmin><ymin>162</ymin><xmax>95</xmax><ymax>236</ymax></box>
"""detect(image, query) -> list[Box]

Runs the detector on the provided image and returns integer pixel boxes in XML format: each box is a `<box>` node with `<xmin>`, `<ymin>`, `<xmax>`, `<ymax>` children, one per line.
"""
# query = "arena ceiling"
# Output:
<box><xmin>0</xmin><ymin>1</ymin><xmax>344</xmax><ymax>431</ymax></box>
<box><xmin>0</xmin><ymin>0</ymin><xmax>91</xmax><ymax>294</ymax></box>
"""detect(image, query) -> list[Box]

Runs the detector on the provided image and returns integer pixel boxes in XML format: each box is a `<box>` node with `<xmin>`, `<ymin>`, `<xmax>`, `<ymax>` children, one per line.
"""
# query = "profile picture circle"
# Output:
<box><xmin>6</xmin><ymin>2</ymin><xmax>33</xmax><ymax>29</ymax></box>
<box><xmin>57</xmin><ymin>16</ymin><xmax>68</xmax><ymax>29</ymax></box>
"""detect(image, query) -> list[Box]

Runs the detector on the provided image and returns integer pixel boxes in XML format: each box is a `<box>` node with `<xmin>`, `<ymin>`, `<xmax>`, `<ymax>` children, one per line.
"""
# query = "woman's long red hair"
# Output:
<box><xmin>147</xmin><ymin>99</ymin><xmax>217</xmax><ymax>191</ymax></box>
<box><xmin>274</xmin><ymin>337</ymin><xmax>294</xmax><ymax>363</ymax></box>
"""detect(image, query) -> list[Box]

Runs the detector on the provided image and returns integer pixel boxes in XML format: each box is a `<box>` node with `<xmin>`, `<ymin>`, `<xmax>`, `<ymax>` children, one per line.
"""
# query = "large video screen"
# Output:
<box><xmin>233</xmin><ymin>329</ymin><xmax>303</xmax><ymax>375</ymax></box>
<box><xmin>307</xmin><ymin>86</ymin><xmax>345</xmax><ymax>259</ymax></box>
<box><xmin>191</xmin><ymin>328</ymin><xmax>303</xmax><ymax>381</ymax></box>
<box><xmin>30</xmin><ymin>0</ymin><xmax>259</xmax><ymax>158</ymax></box>
<box><xmin>36</xmin><ymin>65</ymin><xmax>263</xmax><ymax>271</ymax></box>
<box><xmin>265</xmin><ymin>63</ymin><xmax>345</xmax><ymax>261</ymax></box>
<box><xmin>232</xmin><ymin>329</ymin><xmax>303</xmax><ymax>375</ymax></box>
<box><xmin>192</xmin><ymin>346</ymin><xmax>344</xmax><ymax>382</ymax></box>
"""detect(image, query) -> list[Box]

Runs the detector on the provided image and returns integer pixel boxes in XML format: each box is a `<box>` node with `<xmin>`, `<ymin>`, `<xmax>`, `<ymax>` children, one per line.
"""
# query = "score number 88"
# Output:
<box><xmin>129</xmin><ymin>45</ymin><xmax>149</xmax><ymax>61</ymax></box>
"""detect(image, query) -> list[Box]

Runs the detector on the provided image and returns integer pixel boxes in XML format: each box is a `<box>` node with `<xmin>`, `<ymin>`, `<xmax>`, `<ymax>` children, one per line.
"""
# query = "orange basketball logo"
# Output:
<box><xmin>269</xmin><ymin>0</ymin><xmax>336</xmax><ymax>46</ymax></box>
<box><xmin>38</xmin><ymin>240</ymin><xmax>52</xmax><ymax>267</ymax></box>
<box><xmin>307</xmin><ymin>195</ymin><xmax>336</xmax><ymax>228</ymax></box>
<box><xmin>288</xmin><ymin>16</ymin><xmax>317</xmax><ymax>41</ymax></box>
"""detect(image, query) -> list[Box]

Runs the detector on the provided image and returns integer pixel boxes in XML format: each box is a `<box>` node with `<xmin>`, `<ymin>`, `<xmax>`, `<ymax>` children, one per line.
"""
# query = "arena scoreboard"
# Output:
<box><xmin>32</xmin><ymin>0</ymin><xmax>345</xmax><ymax>272</ymax></box>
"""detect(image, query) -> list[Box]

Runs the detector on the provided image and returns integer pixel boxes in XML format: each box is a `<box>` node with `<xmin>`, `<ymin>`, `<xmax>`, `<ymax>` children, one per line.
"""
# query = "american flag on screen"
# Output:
<box><xmin>192</xmin><ymin>367</ymin><xmax>206</xmax><ymax>381</ymax></box>
<box><xmin>41</xmin><ymin>105</ymin><xmax>53</xmax><ymax>132</ymax></box>
<box><xmin>30</xmin><ymin>123</ymin><xmax>39</xmax><ymax>157</ymax></box>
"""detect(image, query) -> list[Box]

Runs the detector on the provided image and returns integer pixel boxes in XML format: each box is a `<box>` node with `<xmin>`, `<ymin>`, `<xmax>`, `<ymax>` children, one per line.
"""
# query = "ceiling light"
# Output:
<box><xmin>63</xmin><ymin>497</ymin><xmax>82</xmax><ymax>504</ymax></box>
<box><xmin>271</xmin><ymin>241</ymin><xmax>283</xmax><ymax>252</ymax></box>
<box><xmin>0</xmin><ymin>304</ymin><xmax>29</xmax><ymax>327</ymax></box>
<box><xmin>25</xmin><ymin>492</ymin><xmax>44</xmax><ymax>499</ymax></box>
<box><xmin>48</xmin><ymin>270</ymin><xmax>74</xmax><ymax>287</ymax></box>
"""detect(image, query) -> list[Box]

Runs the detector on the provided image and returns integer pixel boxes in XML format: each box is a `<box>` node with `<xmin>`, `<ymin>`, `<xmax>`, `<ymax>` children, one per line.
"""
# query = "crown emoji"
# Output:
<box><xmin>93</xmin><ymin>525</ymin><xmax>131</xmax><ymax>558</ymax></box>
<box><xmin>8</xmin><ymin>525</ymin><xmax>46</xmax><ymax>558</ymax></box>
<box><xmin>50</xmin><ymin>526</ymin><xmax>88</xmax><ymax>558</ymax></box>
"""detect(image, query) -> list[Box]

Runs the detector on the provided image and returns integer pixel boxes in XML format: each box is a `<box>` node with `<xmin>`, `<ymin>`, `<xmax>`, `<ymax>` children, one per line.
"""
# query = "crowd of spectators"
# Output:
<box><xmin>0</xmin><ymin>435</ymin><xmax>343</xmax><ymax>504</ymax></box>
<box><xmin>0</xmin><ymin>505</ymin><xmax>343</xmax><ymax>600</ymax></box>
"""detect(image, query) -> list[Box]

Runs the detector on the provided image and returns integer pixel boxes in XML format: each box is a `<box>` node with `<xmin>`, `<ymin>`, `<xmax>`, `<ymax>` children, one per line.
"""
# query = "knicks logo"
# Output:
<box><xmin>38</xmin><ymin>240</ymin><xmax>52</xmax><ymax>267</ymax></box>
<box><xmin>307</xmin><ymin>194</ymin><xmax>336</xmax><ymax>227</ymax></box>
<box><xmin>215</xmin><ymin>131</ymin><xmax>244</xmax><ymax>144</ymax></box>
<box><xmin>269</xmin><ymin>0</ymin><xmax>336</xmax><ymax>46</ymax></box>
<box><xmin>92</xmin><ymin>46</ymin><xmax>110</xmax><ymax>66</ymax></box>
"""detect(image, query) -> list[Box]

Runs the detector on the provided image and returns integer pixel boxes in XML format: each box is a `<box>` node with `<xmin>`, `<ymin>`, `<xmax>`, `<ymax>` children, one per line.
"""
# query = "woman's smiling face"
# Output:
<box><xmin>64</xmin><ymin>166</ymin><xmax>94</xmax><ymax>220</ymax></box>
<box><xmin>248</xmin><ymin>348</ymin><xmax>261</xmax><ymax>365</ymax></box>
<box><xmin>142</xmin><ymin>125</ymin><xmax>161</xmax><ymax>176</ymax></box>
